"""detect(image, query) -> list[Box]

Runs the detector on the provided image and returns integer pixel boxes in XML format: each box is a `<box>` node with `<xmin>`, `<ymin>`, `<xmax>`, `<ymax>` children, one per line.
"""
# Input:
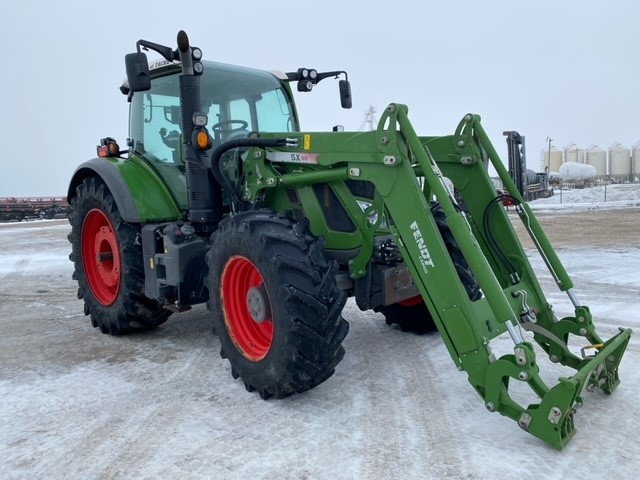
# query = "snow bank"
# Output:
<box><xmin>529</xmin><ymin>183</ymin><xmax>640</xmax><ymax>212</ymax></box>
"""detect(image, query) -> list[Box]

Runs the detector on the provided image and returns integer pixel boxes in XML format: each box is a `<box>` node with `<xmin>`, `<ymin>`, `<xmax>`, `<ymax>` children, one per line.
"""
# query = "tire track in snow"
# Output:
<box><xmin>0</xmin><ymin>257</ymin><xmax>29</xmax><ymax>286</ymax></box>
<box><xmin>77</xmin><ymin>349</ymin><xmax>209</xmax><ymax>477</ymax></box>
<box><xmin>19</xmin><ymin>345</ymin><xmax>211</xmax><ymax>479</ymax></box>
<box><xmin>346</xmin><ymin>320</ymin><xmax>467</xmax><ymax>480</ymax></box>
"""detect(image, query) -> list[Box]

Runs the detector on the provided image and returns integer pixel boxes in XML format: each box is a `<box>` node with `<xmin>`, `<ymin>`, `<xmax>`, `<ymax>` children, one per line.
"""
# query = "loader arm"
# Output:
<box><xmin>383</xmin><ymin>105</ymin><xmax>631</xmax><ymax>449</ymax></box>
<box><xmin>240</xmin><ymin>104</ymin><xmax>631</xmax><ymax>449</ymax></box>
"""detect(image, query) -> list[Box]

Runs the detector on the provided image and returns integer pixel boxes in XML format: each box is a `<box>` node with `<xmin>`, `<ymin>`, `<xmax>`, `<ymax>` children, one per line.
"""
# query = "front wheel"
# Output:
<box><xmin>207</xmin><ymin>210</ymin><xmax>348</xmax><ymax>399</ymax></box>
<box><xmin>68</xmin><ymin>177</ymin><xmax>171</xmax><ymax>334</ymax></box>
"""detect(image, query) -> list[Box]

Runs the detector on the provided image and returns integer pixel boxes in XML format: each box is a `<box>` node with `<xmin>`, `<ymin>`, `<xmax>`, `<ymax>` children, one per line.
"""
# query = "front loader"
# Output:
<box><xmin>67</xmin><ymin>31</ymin><xmax>631</xmax><ymax>449</ymax></box>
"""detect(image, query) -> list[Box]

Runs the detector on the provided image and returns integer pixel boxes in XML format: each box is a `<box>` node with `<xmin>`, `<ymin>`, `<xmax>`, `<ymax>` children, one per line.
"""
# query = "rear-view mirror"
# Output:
<box><xmin>339</xmin><ymin>80</ymin><xmax>352</xmax><ymax>109</ymax></box>
<box><xmin>125</xmin><ymin>52</ymin><xmax>151</xmax><ymax>92</ymax></box>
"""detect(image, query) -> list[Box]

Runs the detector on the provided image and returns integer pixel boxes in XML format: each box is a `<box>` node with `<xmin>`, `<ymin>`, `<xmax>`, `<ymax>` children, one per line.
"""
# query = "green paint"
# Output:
<box><xmin>107</xmin><ymin>155</ymin><xmax>183</xmax><ymax>221</ymax></box>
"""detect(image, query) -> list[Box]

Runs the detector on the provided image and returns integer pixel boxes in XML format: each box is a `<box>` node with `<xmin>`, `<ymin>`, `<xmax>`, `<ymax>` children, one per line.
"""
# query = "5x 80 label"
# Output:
<box><xmin>266</xmin><ymin>152</ymin><xmax>319</xmax><ymax>164</ymax></box>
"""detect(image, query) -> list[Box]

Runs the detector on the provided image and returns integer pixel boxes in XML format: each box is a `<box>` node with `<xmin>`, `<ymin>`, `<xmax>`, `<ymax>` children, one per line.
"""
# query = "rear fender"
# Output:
<box><xmin>67</xmin><ymin>157</ymin><xmax>182</xmax><ymax>223</ymax></box>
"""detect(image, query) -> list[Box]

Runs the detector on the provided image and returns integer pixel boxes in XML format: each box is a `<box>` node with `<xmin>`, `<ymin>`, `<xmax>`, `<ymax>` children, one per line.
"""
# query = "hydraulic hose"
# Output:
<box><xmin>209</xmin><ymin>137</ymin><xmax>293</xmax><ymax>210</ymax></box>
<box><xmin>482</xmin><ymin>193</ymin><xmax>521</xmax><ymax>282</ymax></box>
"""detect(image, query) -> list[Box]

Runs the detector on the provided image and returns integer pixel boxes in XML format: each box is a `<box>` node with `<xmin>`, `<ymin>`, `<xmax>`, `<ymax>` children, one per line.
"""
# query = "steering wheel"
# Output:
<box><xmin>211</xmin><ymin>120</ymin><xmax>249</xmax><ymax>135</ymax></box>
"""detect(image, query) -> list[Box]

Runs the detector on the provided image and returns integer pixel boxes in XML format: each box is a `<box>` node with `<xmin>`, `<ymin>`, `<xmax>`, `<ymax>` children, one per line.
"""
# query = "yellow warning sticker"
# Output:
<box><xmin>304</xmin><ymin>134</ymin><xmax>311</xmax><ymax>150</ymax></box>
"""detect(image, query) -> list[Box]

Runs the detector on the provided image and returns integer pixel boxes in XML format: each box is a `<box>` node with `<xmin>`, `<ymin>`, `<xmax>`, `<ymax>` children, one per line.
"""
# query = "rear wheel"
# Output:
<box><xmin>207</xmin><ymin>210</ymin><xmax>348</xmax><ymax>399</ymax></box>
<box><xmin>68</xmin><ymin>177</ymin><xmax>171</xmax><ymax>334</ymax></box>
<box><xmin>377</xmin><ymin>202</ymin><xmax>481</xmax><ymax>333</ymax></box>
<box><xmin>376</xmin><ymin>297</ymin><xmax>436</xmax><ymax>334</ymax></box>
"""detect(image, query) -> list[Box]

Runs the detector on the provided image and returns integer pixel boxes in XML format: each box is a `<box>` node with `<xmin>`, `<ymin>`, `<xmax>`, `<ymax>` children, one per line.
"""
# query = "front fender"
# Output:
<box><xmin>67</xmin><ymin>157</ymin><xmax>182</xmax><ymax>223</ymax></box>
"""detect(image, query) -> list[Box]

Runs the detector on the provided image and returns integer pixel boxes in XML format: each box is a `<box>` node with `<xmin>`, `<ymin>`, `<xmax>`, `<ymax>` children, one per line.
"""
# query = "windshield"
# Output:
<box><xmin>129</xmin><ymin>61</ymin><xmax>297</xmax><ymax>166</ymax></box>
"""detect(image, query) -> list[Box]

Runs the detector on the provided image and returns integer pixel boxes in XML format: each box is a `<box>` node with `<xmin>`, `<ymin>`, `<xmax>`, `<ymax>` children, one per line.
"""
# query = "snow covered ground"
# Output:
<box><xmin>528</xmin><ymin>182</ymin><xmax>640</xmax><ymax>212</ymax></box>
<box><xmin>0</xmin><ymin>188</ymin><xmax>639</xmax><ymax>479</ymax></box>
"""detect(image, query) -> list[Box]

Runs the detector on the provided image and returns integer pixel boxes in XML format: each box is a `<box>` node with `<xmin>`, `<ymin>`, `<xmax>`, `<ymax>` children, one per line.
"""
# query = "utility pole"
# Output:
<box><xmin>359</xmin><ymin>106</ymin><xmax>378</xmax><ymax>131</ymax></box>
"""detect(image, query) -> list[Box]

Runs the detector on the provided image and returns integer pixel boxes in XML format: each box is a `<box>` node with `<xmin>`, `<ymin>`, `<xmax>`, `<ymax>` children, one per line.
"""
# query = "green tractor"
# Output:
<box><xmin>67</xmin><ymin>31</ymin><xmax>631</xmax><ymax>449</ymax></box>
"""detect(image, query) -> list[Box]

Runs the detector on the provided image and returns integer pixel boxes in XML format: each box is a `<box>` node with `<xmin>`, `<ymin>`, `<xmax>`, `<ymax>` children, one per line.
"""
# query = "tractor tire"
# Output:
<box><xmin>376</xmin><ymin>297</ymin><xmax>436</xmax><ymax>334</ymax></box>
<box><xmin>376</xmin><ymin>202</ymin><xmax>481</xmax><ymax>334</ymax></box>
<box><xmin>207</xmin><ymin>210</ymin><xmax>349</xmax><ymax>399</ymax></box>
<box><xmin>68</xmin><ymin>177</ymin><xmax>171</xmax><ymax>335</ymax></box>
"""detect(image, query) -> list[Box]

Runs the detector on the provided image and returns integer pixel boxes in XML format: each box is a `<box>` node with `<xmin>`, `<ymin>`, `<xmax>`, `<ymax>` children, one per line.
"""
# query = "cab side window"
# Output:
<box><xmin>142</xmin><ymin>93</ymin><xmax>182</xmax><ymax>164</ymax></box>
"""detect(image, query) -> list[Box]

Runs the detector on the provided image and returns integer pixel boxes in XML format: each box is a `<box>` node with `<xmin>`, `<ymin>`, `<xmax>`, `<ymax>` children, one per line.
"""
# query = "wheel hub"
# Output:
<box><xmin>247</xmin><ymin>284</ymin><xmax>271</xmax><ymax>323</ymax></box>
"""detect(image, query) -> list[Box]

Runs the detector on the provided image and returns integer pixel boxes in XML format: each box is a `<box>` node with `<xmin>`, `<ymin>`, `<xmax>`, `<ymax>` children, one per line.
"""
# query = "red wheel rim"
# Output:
<box><xmin>398</xmin><ymin>295</ymin><xmax>423</xmax><ymax>307</ymax></box>
<box><xmin>221</xmin><ymin>256</ymin><xmax>273</xmax><ymax>361</ymax></box>
<box><xmin>81</xmin><ymin>209</ymin><xmax>121</xmax><ymax>306</ymax></box>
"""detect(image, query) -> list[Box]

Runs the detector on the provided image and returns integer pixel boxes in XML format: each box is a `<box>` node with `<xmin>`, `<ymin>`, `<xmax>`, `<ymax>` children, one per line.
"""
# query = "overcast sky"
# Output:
<box><xmin>1</xmin><ymin>0</ymin><xmax>638</xmax><ymax>196</ymax></box>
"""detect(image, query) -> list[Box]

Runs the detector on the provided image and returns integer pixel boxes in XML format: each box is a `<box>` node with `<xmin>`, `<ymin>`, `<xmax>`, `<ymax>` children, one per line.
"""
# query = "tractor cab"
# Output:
<box><xmin>121</xmin><ymin>60</ymin><xmax>300</xmax><ymax>211</ymax></box>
